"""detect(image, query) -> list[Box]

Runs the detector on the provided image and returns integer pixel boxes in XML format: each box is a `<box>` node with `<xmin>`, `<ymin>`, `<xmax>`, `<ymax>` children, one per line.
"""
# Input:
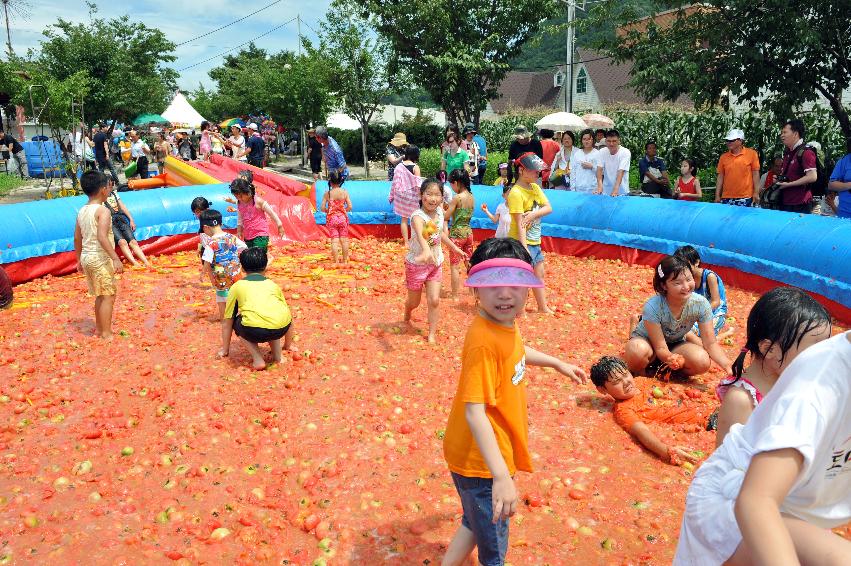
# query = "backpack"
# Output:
<box><xmin>796</xmin><ymin>144</ymin><xmax>828</xmax><ymax>197</ymax></box>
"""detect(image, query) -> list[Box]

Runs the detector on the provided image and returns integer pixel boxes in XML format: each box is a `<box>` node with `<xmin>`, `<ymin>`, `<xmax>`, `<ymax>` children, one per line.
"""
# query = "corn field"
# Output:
<box><xmin>479</xmin><ymin>106</ymin><xmax>848</xmax><ymax>183</ymax></box>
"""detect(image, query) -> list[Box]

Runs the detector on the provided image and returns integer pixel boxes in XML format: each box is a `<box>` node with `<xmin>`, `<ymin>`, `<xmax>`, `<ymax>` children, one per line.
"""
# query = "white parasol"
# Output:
<box><xmin>534</xmin><ymin>112</ymin><xmax>588</xmax><ymax>131</ymax></box>
<box><xmin>581</xmin><ymin>113</ymin><xmax>615</xmax><ymax>129</ymax></box>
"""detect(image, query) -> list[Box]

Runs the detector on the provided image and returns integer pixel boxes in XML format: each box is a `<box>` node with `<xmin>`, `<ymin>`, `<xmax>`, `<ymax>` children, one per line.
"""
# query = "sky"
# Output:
<box><xmin>5</xmin><ymin>0</ymin><xmax>332</xmax><ymax>93</ymax></box>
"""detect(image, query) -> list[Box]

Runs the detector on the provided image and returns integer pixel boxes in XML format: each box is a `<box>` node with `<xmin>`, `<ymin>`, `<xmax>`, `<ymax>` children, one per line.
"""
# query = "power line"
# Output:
<box><xmin>301</xmin><ymin>19</ymin><xmax>320</xmax><ymax>37</ymax></box>
<box><xmin>512</xmin><ymin>54</ymin><xmax>613</xmax><ymax>72</ymax></box>
<box><xmin>178</xmin><ymin>16</ymin><xmax>298</xmax><ymax>72</ymax></box>
<box><xmin>176</xmin><ymin>0</ymin><xmax>283</xmax><ymax>47</ymax></box>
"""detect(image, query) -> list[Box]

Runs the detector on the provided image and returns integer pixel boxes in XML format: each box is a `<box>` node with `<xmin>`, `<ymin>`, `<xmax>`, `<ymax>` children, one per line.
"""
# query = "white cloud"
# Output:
<box><xmin>5</xmin><ymin>0</ymin><xmax>332</xmax><ymax>91</ymax></box>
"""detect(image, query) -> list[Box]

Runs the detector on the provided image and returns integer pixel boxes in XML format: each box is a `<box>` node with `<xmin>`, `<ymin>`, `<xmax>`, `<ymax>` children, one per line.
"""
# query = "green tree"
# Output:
<box><xmin>320</xmin><ymin>5</ymin><xmax>396</xmax><ymax>178</ymax></box>
<box><xmin>582</xmin><ymin>0</ymin><xmax>851</xmax><ymax>148</ymax></box>
<box><xmin>36</xmin><ymin>5</ymin><xmax>178</xmax><ymax>122</ymax></box>
<box><xmin>351</xmin><ymin>0</ymin><xmax>558</xmax><ymax>126</ymax></box>
<box><xmin>202</xmin><ymin>43</ymin><xmax>334</xmax><ymax>130</ymax></box>
<box><xmin>6</xmin><ymin>61</ymin><xmax>91</xmax><ymax>185</ymax></box>
<box><xmin>187</xmin><ymin>84</ymin><xmax>221</xmax><ymax>122</ymax></box>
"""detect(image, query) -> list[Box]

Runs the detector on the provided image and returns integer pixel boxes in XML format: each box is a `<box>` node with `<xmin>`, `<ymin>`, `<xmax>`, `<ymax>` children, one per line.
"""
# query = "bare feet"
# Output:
<box><xmin>217</xmin><ymin>348</ymin><xmax>228</xmax><ymax>358</ymax></box>
<box><xmin>251</xmin><ymin>359</ymin><xmax>267</xmax><ymax>371</ymax></box>
<box><xmin>538</xmin><ymin>306</ymin><xmax>555</xmax><ymax>315</ymax></box>
<box><xmin>427</xmin><ymin>333</ymin><xmax>437</xmax><ymax>344</ymax></box>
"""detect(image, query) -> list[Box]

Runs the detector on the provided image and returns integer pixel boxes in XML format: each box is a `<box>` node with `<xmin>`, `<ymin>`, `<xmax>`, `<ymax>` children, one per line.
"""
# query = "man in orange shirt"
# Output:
<box><xmin>590</xmin><ymin>356</ymin><xmax>708</xmax><ymax>466</ymax></box>
<box><xmin>714</xmin><ymin>128</ymin><xmax>761</xmax><ymax>207</ymax></box>
<box><xmin>442</xmin><ymin>238</ymin><xmax>586</xmax><ymax>566</ymax></box>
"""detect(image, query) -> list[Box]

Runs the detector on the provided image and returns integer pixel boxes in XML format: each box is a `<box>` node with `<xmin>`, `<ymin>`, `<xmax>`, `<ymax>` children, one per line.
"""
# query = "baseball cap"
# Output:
<box><xmin>514</xmin><ymin>152</ymin><xmax>548</xmax><ymax>172</ymax></box>
<box><xmin>463</xmin><ymin>122</ymin><xmax>477</xmax><ymax>134</ymax></box>
<box><xmin>725</xmin><ymin>128</ymin><xmax>745</xmax><ymax>141</ymax></box>
<box><xmin>465</xmin><ymin>258</ymin><xmax>544</xmax><ymax>288</ymax></box>
<box><xmin>514</xmin><ymin>125</ymin><xmax>530</xmax><ymax>140</ymax></box>
<box><xmin>246</xmin><ymin>123</ymin><xmax>259</xmax><ymax>131</ymax></box>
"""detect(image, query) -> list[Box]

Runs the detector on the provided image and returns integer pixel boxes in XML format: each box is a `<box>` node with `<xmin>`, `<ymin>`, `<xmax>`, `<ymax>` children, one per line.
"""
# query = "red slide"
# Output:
<box><xmin>190</xmin><ymin>156</ymin><xmax>322</xmax><ymax>244</ymax></box>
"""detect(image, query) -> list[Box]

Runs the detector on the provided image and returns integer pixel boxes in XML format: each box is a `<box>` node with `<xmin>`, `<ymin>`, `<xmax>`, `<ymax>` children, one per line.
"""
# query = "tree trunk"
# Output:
<box><xmin>361</xmin><ymin>122</ymin><xmax>369</xmax><ymax>179</ymax></box>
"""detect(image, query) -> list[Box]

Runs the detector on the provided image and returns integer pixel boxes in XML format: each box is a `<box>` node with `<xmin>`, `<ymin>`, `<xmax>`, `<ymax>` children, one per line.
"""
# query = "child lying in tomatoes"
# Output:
<box><xmin>590</xmin><ymin>356</ymin><xmax>709</xmax><ymax>466</ymax></box>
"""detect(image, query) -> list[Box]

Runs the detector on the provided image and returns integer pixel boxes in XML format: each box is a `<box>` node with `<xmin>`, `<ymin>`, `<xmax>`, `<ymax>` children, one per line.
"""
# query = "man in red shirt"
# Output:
<box><xmin>776</xmin><ymin>118</ymin><xmax>817</xmax><ymax>214</ymax></box>
<box><xmin>538</xmin><ymin>129</ymin><xmax>560</xmax><ymax>188</ymax></box>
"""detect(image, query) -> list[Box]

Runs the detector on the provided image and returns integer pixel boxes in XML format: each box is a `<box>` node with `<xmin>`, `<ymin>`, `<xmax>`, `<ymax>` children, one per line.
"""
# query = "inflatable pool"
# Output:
<box><xmin>3</xmin><ymin>175</ymin><xmax>848</xmax><ymax>323</ymax></box>
<box><xmin>314</xmin><ymin>181</ymin><xmax>851</xmax><ymax>323</ymax></box>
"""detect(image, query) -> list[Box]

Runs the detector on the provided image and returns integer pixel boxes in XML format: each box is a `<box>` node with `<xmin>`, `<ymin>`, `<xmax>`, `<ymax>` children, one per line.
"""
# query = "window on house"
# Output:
<box><xmin>576</xmin><ymin>68</ymin><xmax>587</xmax><ymax>94</ymax></box>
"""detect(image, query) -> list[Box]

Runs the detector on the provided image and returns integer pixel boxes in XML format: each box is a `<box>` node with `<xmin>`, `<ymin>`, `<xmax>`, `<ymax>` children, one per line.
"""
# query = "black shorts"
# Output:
<box><xmin>310</xmin><ymin>160</ymin><xmax>322</xmax><ymax>174</ymax></box>
<box><xmin>112</xmin><ymin>213</ymin><xmax>135</xmax><ymax>244</ymax></box>
<box><xmin>233</xmin><ymin>315</ymin><xmax>290</xmax><ymax>344</ymax></box>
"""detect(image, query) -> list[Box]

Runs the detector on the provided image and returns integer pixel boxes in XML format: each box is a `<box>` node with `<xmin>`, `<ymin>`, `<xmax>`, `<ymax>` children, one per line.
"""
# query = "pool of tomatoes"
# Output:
<box><xmin>0</xmin><ymin>236</ymin><xmax>847</xmax><ymax>565</ymax></box>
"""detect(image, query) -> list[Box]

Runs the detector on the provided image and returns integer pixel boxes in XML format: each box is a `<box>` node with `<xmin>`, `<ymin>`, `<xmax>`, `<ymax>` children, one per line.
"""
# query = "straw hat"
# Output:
<box><xmin>389</xmin><ymin>132</ymin><xmax>408</xmax><ymax>147</ymax></box>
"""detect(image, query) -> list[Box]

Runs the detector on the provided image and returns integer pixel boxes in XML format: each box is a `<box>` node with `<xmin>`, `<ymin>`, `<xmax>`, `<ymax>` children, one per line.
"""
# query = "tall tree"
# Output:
<box><xmin>351</xmin><ymin>0</ymin><xmax>558</xmax><ymax>126</ymax></box>
<box><xmin>203</xmin><ymin>43</ymin><xmax>334</xmax><ymax>130</ymax></box>
<box><xmin>36</xmin><ymin>5</ymin><xmax>178</xmax><ymax>122</ymax></box>
<box><xmin>320</xmin><ymin>6</ymin><xmax>396</xmax><ymax>178</ymax></box>
<box><xmin>582</xmin><ymin>0</ymin><xmax>851</xmax><ymax>148</ymax></box>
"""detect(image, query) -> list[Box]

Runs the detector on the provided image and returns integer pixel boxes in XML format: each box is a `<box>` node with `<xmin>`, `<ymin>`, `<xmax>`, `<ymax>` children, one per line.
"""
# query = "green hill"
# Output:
<box><xmin>511</xmin><ymin>1</ymin><xmax>660</xmax><ymax>71</ymax></box>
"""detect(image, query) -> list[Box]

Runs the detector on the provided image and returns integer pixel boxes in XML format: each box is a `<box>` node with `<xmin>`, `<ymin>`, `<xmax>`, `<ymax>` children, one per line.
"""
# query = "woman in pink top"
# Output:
<box><xmin>225</xmin><ymin>176</ymin><xmax>284</xmax><ymax>251</ymax></box>
<box><xmin>711</xmin><ymin>287</ymin><xmax>831</xmax><ymax>446</ymax></box>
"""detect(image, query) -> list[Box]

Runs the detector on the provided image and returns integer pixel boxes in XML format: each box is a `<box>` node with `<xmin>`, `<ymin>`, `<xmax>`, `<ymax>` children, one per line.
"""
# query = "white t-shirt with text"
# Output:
<box><xmin>674</xmin><ymin>331</ymin><xmax>851</xmax><ymax>565</ymax></box>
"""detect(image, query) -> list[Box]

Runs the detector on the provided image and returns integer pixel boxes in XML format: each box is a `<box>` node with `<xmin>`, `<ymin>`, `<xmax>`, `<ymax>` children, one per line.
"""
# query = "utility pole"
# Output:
<box><xmin>297</xmin><ymin>14</ymin><xmax>301</xmax><ymax>57</ymax></box>
<box><xmin>563</xmin><ymin>0</ymin><xmax>585</xmax><ymax>113</ymax></box>
<box><xmin>3</xmin><ymin>0</ymin><xmax>14</xmax><ymax>58</ymax></box>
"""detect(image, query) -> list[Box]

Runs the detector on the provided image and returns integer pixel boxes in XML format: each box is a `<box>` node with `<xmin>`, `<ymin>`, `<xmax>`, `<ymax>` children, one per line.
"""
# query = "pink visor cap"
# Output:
<box><xmin>465</xmin><ymin>258</ymin><xmax>544</xmax><ymax>288</ymax></box>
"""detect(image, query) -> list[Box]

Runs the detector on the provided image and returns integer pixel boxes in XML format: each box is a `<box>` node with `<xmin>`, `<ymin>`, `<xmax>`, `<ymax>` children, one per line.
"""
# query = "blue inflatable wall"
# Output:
<box><xmin>0</xmin><ymin>185</ymin><xmax>237</xmax><ymax>265</ymax></box>
<box><xmin>315</xmin><ymin>181</ymin><xmax>851</xmax><ymax>308</ymax></box>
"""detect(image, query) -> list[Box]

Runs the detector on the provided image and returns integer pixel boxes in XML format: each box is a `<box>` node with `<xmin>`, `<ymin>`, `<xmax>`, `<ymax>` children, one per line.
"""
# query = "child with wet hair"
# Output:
<box><xmin>675</xmin><ymin>331</ymin><xmax>851</xmax><ymax>565</ymax></box>
<box><xmin>590</xmin><ymin>355</ymin><xmax>709</xmax><ymax>466</ymax></box>
<box><xmin>710</xmin><ymin>287</ymin><xmax>831</xmax><ymax>446</ymax></box>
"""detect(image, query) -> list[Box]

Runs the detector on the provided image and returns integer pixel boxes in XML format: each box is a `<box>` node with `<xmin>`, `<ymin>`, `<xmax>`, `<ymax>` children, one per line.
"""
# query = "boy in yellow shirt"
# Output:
<box><xmin>218</xmin><ymin>247</ymin><xmax>295</xmax><ymax>370</ymax></box>
<box><xmin>507</xmin><ymin>152</ymin><xmax>553</xmax><ymax>314</ymax></box>
<box><xmin>442</xmin><ymin>238</ymin><xmax>586</xmax><ymax>566</ymax></box>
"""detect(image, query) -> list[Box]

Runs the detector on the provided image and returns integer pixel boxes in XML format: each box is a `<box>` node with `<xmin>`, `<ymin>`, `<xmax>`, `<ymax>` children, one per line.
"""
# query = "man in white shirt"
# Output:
<box><xmin>595</xmin><ymin>129</ymin><xmax>631</xmax><ymax>197</ymax></box>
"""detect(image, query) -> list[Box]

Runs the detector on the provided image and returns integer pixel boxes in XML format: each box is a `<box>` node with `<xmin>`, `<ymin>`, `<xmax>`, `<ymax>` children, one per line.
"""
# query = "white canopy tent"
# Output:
<box><xmin>325</xmin><ymin>112</ymin><xmax>361</xmax><ymax>131</ymax></box>
<box><xmin>162</xmin><ymin>91</ymin><xmax>207</xmax><ymax>129</ymax></box>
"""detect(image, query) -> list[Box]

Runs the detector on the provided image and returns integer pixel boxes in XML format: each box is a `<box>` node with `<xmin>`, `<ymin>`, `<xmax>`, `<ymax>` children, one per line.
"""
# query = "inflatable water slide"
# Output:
<box><xmin>0</xmin><ymin>156</ymin><xmax>320</xmax><ymax>284</ymax></box>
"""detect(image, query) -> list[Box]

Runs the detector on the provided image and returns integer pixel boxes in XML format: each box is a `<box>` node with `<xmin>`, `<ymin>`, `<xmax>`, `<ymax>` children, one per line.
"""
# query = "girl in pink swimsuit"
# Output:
<box><xmin>711</xmin><ymin>287</ymin><xmax>831</xmax><ymax>446</ymax></box>
<box><xmin>320</xmin><ymin>171</ymin><xmax>353</xmax><ymax>263</ymax></box>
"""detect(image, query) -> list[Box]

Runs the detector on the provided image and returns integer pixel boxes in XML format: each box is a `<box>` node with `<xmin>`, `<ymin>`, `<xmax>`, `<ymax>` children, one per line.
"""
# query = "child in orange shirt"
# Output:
<box><xmin>442</xmin><ymin>237</ymin><xmax>586</xmax><ymax>566</ymax></box>
<box><xmin>591</xmin><ymin>356</ymin><xmax>708</xmax><ymax>466</ymax></box>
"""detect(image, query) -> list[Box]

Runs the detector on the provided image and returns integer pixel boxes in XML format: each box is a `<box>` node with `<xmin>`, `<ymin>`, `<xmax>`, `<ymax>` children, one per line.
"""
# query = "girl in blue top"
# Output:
<box><xmin>675</xmin><ymin>245</ymin><xmax>734</xmax><ymax>342</ymax></box>
<box><xmin>625</xmin><ymin>255</ymin><xmax>734</xmax><ymax>377</ymax></box>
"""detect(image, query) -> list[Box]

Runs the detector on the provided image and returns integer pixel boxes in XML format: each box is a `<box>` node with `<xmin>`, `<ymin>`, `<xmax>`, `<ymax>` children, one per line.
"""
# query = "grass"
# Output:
<box><xmin>0</xmin><ymin>173</ymin><xmax>28</xmax><ymax>198</ymax></box>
